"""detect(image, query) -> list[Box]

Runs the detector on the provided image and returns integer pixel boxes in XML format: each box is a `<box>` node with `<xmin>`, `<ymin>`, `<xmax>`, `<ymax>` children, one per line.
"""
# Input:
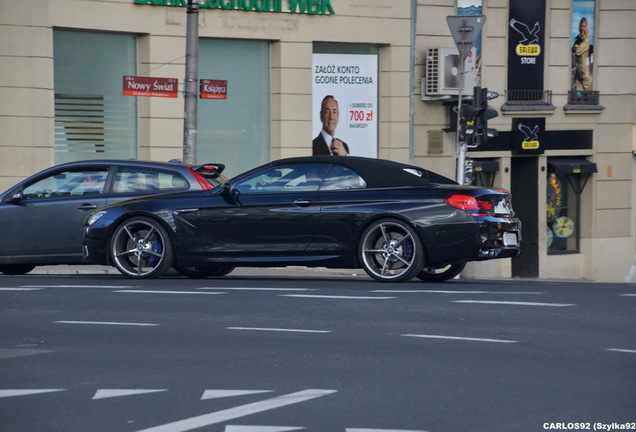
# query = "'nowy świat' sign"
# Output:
<box><xmin>123</xmin><ymin>76</ymin><xmax>179</xmax><ymax>98</ymax></box>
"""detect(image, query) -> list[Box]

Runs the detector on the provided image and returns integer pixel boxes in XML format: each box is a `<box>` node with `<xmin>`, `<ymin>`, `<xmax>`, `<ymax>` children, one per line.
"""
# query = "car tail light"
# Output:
<box><xmin>188</xmin><ymin>167</ymin><xmax>213</xmax><ymax>190</ymax></box>
<box><xmin>445</xmin><ymin>194</ymin><xmax>494</xmax><ymax>216</ymax></box>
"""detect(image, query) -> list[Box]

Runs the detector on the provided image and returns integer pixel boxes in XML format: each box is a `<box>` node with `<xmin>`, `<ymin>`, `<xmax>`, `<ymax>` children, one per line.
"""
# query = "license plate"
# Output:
<box><xmin>503</xmin><ymin>232</ymin><xmax>518</xmax><ymax>246</ymax></box>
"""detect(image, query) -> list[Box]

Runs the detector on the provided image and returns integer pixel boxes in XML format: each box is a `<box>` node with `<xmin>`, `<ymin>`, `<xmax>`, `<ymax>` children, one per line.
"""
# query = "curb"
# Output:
<box><xmin>29</xmin><ymin>265</ymin><xmax>366</xmax><ymax>278</ymax></box>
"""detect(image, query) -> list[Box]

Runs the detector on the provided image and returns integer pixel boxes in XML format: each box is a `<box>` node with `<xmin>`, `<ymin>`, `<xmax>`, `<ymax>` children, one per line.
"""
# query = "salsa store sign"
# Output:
<box><xmin>507</xmin><ymin>0</ymin><xmax>546</xmax><ymax>94</ymax></box>
<box><xmin>123</xmin><ymin>76</ymin><xmax>178</xmax><ymax>98</ymax></box>
<box><xmin>200</xmin><ymin>79</ymin><xmax>227</xmax><ymax>99</ymax></box>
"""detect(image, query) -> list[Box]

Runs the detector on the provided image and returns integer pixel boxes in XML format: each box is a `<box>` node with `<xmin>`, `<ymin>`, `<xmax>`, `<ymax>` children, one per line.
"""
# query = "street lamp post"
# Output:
<box><xmin>446</xmin><ymin>15</ymin><xmax>485</xmax><ymax>185</ymax></box>
<box><xmin>183</xmin><ymin>0</ymin><xmax>199</xmax><ymax>165</ymax></box>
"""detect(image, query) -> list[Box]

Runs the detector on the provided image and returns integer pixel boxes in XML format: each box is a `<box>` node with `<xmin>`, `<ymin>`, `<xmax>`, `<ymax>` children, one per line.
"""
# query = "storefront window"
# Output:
<box><xmin>197</xmin><ymin>39</ymin><xmax>270</xmax><ymax>176</ymax></box>
<box><xmin>546</xmin><ymin>157</ymin><xmax>596</xmax><ymax>254</ymax></box>
<box><xmin>53</xmin><ymin>30</ymin><xmax>137</xmax><ymax>163</ymax></box>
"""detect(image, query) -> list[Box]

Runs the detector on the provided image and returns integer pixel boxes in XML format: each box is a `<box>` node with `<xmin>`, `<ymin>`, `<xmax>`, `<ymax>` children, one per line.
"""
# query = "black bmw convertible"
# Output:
<box><xmin>83</xmin><ymin>156</ymin><xmax>521</xmax><ymax>282</ymax></box>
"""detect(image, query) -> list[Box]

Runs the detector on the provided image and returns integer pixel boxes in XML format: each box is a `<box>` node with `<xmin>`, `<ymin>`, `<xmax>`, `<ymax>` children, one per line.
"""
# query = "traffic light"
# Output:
<box><xmin>458</xmin><ymin>103</ymin><xmax>482</xmax><ymax>141</ymax></box>
<box><xmin>472</xmin><ymin>87</ymin><xmax>499</xmax><ymax>145</ymax></box>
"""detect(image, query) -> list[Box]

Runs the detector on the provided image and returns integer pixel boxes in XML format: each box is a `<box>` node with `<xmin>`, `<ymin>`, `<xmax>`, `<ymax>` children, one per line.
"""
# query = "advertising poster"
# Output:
<box><xmin>312</xmin><ymin>53</ymin><xmax>378</xmax><ymax>158</ymax></box>
<box><xmin>571</xmin><ymin>0</ymin><xmax>595</xmax><ymax>91</ymax></box>
<box><xmin>507</xmin><ymin>0</ymin><xmax>546</xmax><ymax>93</ymax></box>
<box><xmin>458</xmin><ymin>0</ymin><xmax>483</xmax><ymax>56</ymax></box>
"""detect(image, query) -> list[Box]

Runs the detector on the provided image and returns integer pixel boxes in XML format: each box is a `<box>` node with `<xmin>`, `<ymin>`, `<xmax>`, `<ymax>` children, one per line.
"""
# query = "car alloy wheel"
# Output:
<box><xmin>416</xmin><ymin>262</ymin><xmax>466</xmax><ymax>282</ymax></box>
<box><xmin>359</xmin><ymin>218</ymin><xmax>424</xmax><ymax>282</ymax></box>
<box><xmin>110</xmin><ymin>217</ymin><xmax>174</xmax><ymax>279</ymax></box>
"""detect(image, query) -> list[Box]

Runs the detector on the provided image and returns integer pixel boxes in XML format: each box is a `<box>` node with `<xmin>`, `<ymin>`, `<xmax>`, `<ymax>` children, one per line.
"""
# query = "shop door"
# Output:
<box><xmin>511</xmin><ymin>157</ymin><xmax>539</xmax><ymax>277</ymax></box>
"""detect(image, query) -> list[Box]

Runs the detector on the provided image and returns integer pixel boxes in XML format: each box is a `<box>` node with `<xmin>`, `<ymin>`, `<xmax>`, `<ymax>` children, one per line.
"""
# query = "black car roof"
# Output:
<box><xmin>48</xmin><ymin>160</ymin><xmax>189</xmax><ymax>169</ymax></box>
<box><xmin>268</xmin><ymin>156</ymin><xmax>456</xmax><ymax>188</ymax></box>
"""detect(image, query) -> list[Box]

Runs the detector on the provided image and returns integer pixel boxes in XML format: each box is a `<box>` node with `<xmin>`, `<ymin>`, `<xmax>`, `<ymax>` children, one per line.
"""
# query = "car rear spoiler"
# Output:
<box><xmin>192</xmin><ymin>163</ymin><xmax>225</xmax><ymax>179</ymax></box>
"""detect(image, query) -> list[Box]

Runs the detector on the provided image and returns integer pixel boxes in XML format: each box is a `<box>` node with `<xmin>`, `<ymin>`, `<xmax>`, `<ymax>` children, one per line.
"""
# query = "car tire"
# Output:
<box><xmin>416</xmin><ymin>262</ymin><xmax>466</xmax><ymax>282</ymax></box>
<box><xmin>358</xmin><ymin>218</ymin><xmax>425</xmax><ymax>282</ymax></box>
<box><xmin>0</xmin><ymin>264</ymin><xmax>36</xmax><ymax>275</ymax></box>
<box><xmin>110</xmin><ymin>217</ymin><xmax>174</xmax><ymax>279</ymax></box>
<box><xmin>173</xmin><ymin>265</ymin><xmax>235</xmax><ymax>278</ymax></box>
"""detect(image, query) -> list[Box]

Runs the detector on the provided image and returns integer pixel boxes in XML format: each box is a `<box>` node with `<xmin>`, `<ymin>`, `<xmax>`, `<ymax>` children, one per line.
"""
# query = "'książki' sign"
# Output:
<box><xmin>200</xmin><ymin>79</ymin><xmax>227</xmax><ymax>99</ymax></box>
<box><xmin>123</xmin><ymin>76</ymin><xmax>179</xmax><ymax>98</ymax></box>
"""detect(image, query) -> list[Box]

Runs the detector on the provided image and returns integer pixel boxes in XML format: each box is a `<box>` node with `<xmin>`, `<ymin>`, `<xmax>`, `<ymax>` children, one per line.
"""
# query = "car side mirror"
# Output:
<box><xmin>220</xmin><ymin>182</ymin><xmax>233</xmax><ymax>195</ymax></box>
<box><xmin>4</xmin><ymin>190</ymin><xmax>23</xmax><ymax>204</ymax></box>
<box><xmin>220</xmin><ymin>182</ymin><xmax>240</xmax><ymax>205</ymax></box>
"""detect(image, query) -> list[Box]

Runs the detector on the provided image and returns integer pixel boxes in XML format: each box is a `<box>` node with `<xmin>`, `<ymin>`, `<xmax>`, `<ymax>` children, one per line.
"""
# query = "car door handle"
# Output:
<box><xmin>78</xmin><ymin>203</ymin><xmax>98</xmax><ymax>210</ymax></box>
<box><xmin>293</xmin><ymin>199</ymin><xmax>313</xmax><ymax>207</ymax></box>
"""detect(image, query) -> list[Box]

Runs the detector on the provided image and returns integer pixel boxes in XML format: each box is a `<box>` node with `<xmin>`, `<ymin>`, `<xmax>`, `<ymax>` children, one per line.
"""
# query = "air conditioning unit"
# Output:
<box><xmin>422</xmin><ymin>47</ymin><xmax>477</xmax><ymax>100</ymax></box>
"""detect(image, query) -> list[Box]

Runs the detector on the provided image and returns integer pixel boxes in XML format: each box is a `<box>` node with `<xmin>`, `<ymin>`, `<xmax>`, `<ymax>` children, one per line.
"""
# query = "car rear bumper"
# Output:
<box><xmin>418</xmin><ymin>216</ymin><xmax>521</xmax><ymax>266</ymax></box>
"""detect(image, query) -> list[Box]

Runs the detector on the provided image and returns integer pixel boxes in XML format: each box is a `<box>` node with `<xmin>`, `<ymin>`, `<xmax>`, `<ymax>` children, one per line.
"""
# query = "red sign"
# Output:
<box><xmin>200</xmin><ymin>79</ymin><xmax>228</xmax><ymax>100</ymax></box>
<box><xmin>123</xmin><ymin>76</ymin><xmax>178</xmax><ymax>98</ymax></box>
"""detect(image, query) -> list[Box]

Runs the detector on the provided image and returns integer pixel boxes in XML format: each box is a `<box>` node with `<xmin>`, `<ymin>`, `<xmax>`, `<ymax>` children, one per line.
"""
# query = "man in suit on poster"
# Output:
<box><xmin>313</xmin><ymin>95</ymin><xmax>350</xmax><ymax>156</ymax></box>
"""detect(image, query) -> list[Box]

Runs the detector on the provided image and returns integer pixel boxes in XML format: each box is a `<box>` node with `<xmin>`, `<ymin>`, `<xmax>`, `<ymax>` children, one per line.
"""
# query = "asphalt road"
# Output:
<box><xmin>1</xmin><ymin>270</ymin><xmax>635</xmax><ymax>432</ymax></box>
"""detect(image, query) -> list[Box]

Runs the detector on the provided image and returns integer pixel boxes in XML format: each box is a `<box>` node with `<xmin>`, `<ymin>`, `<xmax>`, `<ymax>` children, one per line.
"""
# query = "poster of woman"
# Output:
<box><xmin>571</xmin><ymin>0</ymin><xmax>595</xmax><ymax>91</ymax></box>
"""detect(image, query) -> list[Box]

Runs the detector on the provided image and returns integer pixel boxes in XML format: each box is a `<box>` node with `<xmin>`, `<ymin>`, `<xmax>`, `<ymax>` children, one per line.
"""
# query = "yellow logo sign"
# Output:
<box><xmin>515</xmin><ymin>44</ymin><xmax>541</xmax><ymax>56</ymax></box>
<box><xmin>522</xmin><ymin>140</ymin><xmax>540</xmax><ymax>149</ymax></box>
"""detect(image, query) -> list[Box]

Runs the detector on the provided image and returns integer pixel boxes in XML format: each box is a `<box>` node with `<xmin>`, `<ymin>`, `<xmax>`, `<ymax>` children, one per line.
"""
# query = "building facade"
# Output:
<box><xmin>1</xmin><ymin>0</ymin><xmax>635</xmax><ymax>281</ymax></box>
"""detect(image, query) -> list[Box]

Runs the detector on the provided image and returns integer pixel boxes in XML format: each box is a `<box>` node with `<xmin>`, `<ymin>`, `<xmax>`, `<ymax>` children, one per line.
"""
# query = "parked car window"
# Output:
<box><xmin>321</xmin><ymin>165</ymin><xmax>366</xmax><ymax>191</ymax></box>
<box><xmin>22</xmin><ymin>169</ymin><xmax>109</xmax><ymax>200</ymax></box>
<box><xmin>112</xmin><ymin>167</ymin><xmax>189</xmax><ymax>193</ymax></box>
<box><xmin>234</xmin><ymin>164</ymin><xmax>329</xmax><ymax>193</ymax></box>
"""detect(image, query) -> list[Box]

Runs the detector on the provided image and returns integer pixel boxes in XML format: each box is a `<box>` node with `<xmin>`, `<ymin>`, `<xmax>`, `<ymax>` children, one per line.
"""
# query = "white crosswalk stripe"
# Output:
<box><xmin>0</xmin><ymin>388</ymin><xmax>435</xmax><ymax>431</ymax></box>
<box><xmin>0</xmin><ymin>389</ymin><xmax>65</xmax><ymax>398</ymax></box>
<box><xmin>224</xmin><ymin>426</ymin><xmax>304</xmax><ymax>432</ymax></box>
<box><xmin>346</xmin><ymin>429</ymin><xmax>428</xmax><ymax>432</ymax></box>
<box><xmin>92</xmin><ymin>389</ymin><xmax>167</xmax><ymax>399</ymax></box>
<box><xmin>134</xmin><ymin>389</ymin><xmax>337</xmax><ymax>432</ymax></box>
<box><xmin>201</xmin><ymin>390</ymin><xmax>273</xmax><ymax>400</ymax></box>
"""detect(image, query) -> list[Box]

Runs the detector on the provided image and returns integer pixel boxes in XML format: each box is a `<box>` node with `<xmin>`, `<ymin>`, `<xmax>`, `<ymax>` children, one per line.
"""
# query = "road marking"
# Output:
<box><xmin>453</xmin><ymin>300</ymin><xmax>575</xmax><ymax>307</ymax></box>
<box><xmin>373</xmin><ymin>290</ymin><xmax>543</xmax><ymax>295</ymax></box>
<box><xmin>402</xmin><ymin>334</ymin><xmax>518</xmax><ymax>344</ymax></box>
<box><xmin>134</xmin><ymin>389</ymin><xmax>337</xmax><ymax>432</ymax></box>
<box><xmin>374</xmin><ymin>290</ymin><xmax>489</xmax><ymax>294</ymax></box>
<box><xmin>55</xmin><ymin>321</ymin><xmax>159</xmax><ymax>327</ymax></box>
<box><xmin>224</xmin><ymin>426</ymin><xmax>304</xmax><ymax>431</ymax></box>
<box><xmin>202</xmin><ymin>390</ymin><xmax>273</xmax><ymax>400</ymax></box>
<box><xmin>607</xmin><ymin>348</ymin><xmax>636</xmax><ymax>354</ymax></box>
<box><xmin>21</xmin><ymin>285</ymin><xmax>134</xmax><ymax>289</ymax></box>
<box><xmin>226</xmin><ymin>327</ymin><xmax>331</xmax><ymax>334</ymax></box>
<box><xmin>0</xmin><ymin>348</ymin><xmax>54</xmax><ymax>359</ymax></box>
<box><xmin>0</xmin><ymin>389</ymin><xmax>65</xmax><ymax>398</ymax></box>
<box><xmin>0</xmin><ymin>287</ymin><xmax>42</xmax><ymax>291</ymax></box>
<box><xmin>93</xmin><ymin>389</ymin><xmax>168</xmax><ymax>399</ymax></box>
<box><xmin>280</xmin><ymin>294</ymin><xmax>395</xmax><ymax>300</ymax></box>
<box><xmin>621</xmin><ymin>294</ymin><xmax>636</xmax><ymax>297</ymax></box>
<box><xmin>199</xmin><ymin>287</ymin><xmax>314</xmax><ymax>292</ymax></box>
<box><xmin>346</xmin><ymin>429</ymin><xmax>428</xmax><ymax>432</ymax></box>
<box><xmin>115</xmin><ymin>290</ymin><xmax>226</xmax><ymax>295</ymax></box>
